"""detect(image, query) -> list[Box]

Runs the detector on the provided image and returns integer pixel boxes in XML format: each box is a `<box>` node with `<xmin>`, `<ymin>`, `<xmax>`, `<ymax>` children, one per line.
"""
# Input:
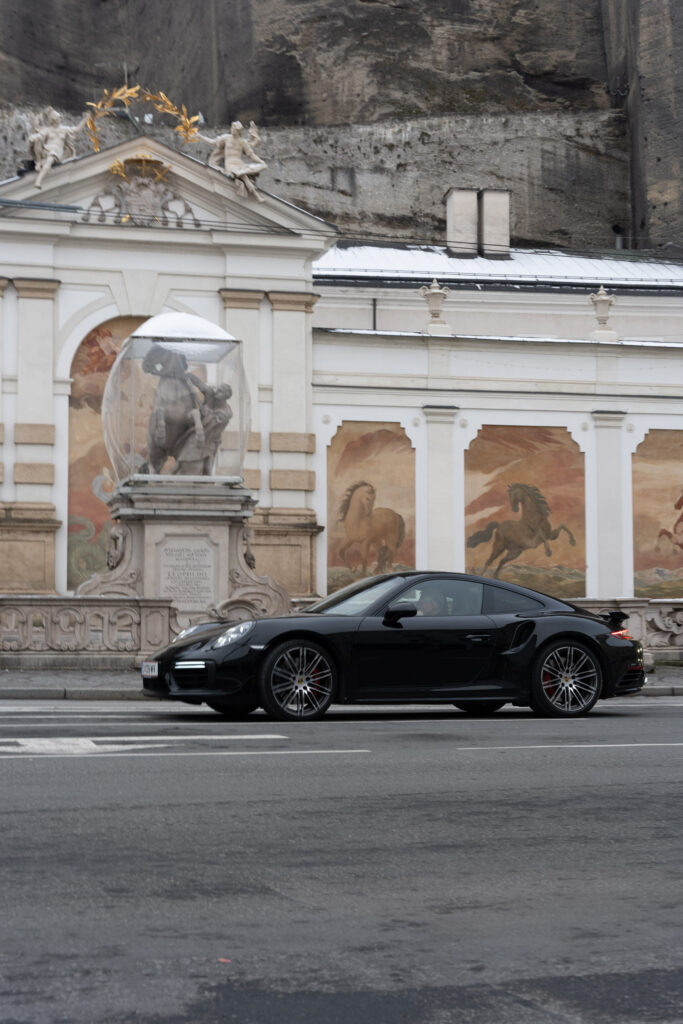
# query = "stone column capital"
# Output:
<box><xmin>268</xmin><ymin>291</ymin><xmax>319</xmax><ymax>313</ymax></box>
<box><xmin>219</xmin><ymin>289</ymin><xmax>266</xmax><ymax>310</ymax></box>
<box><xmin>0</xmin><ymin>277</ymin><xmax>9</xmax><ymax>297</ymax></box>
<box><xmin>13</xmin><ymin>278</ymin><xmax>60</xmax><ymax>299</ymax></box>
<box><xmin>422</xmin><ymin>404</ymin><xmax>459</xmax><ymax>424</ymax></box>
<box><xmin>591</xmin><ymin>409</ymin><xmax>627</xmax><ymax>428</ymax></box>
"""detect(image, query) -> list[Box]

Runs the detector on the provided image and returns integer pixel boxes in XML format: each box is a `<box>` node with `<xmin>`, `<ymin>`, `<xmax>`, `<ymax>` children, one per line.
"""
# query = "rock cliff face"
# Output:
<box><xmin>0</xmin><ymin>0</ymin><xmax>680</xmax><ymax>250</ymax></box>
<box><xmin>0</xmin><ymin>0</ymin><xmax>612</xmax><ymax>125</ymax></box>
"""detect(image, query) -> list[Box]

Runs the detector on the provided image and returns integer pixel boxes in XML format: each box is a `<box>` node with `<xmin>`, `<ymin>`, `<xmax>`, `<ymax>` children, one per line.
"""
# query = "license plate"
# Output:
<box><xmin>141</xmin><ymin>662</ymin><xmax>159</xmax><ymax>679</ymax></box>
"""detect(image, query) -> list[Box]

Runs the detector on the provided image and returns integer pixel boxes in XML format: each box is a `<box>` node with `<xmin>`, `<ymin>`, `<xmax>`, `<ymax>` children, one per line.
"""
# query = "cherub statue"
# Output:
<box><xmin>196</xmin><ymin>120</ymin><xmax>267</xmax><ymax>201</ymax></box>
<box><xmin>28</xmin><ymin>107</ymin><xmax>89</xmax><ymax>189</ymax></box>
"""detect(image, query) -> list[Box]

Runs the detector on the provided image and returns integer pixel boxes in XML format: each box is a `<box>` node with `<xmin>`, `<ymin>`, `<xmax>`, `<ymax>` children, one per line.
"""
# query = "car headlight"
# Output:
<box><xmin>212</xmin><ymin>620</ymin><xmax>255</xmax><ymax>648</ymax></box>
<box><xmin>172</xmin><ymin>624</ymin><xmax>208</xmax><ymax>645</ymax></box>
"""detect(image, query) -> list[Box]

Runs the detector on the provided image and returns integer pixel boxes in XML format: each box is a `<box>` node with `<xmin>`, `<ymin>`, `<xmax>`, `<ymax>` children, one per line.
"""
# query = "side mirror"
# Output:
<box><xmin>383</xmin><ymin>602</ymin><xmax>418</xmax><ymax>626</ymax></box>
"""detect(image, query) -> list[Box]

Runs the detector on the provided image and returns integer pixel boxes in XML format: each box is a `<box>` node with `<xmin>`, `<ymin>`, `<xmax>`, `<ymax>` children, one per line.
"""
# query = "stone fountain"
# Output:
<box><xmin>77</xmin><ymin>312</ymin><xmax>290</xmax><ymax>630</ymax></box>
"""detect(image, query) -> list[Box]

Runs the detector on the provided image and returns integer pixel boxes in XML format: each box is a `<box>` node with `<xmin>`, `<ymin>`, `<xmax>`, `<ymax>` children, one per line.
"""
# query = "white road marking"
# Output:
<box><xmin>457</xmin><ymin>742</ymin><xmax>683</xmax><ymax>752</ymax></box>
<box><xmin>0</xmin><ymin>734</ymin><xmax>286</xmax><ymax>755</ymax></box>
<box><xmin>0</xmin><ymin>748</ymin><xmax>371</xmax><ymax>760</ymax></box>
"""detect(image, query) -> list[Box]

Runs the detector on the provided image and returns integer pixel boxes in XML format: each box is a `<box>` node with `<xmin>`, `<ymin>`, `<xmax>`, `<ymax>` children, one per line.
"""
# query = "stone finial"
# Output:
<box><xmin>419</xmin><ymin>279</ymin><xmax>451</xmax><ymax>335</ymax></box>
<box><xmin>589</xmin><ymin>285</ymin><xmax>618</xmax><ymax>341</ymax></box>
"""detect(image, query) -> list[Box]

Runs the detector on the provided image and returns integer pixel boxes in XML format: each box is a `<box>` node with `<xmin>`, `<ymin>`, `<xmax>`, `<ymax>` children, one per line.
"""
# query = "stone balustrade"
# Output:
<box><xmin>1</xmin><ymin>594</ymin><xmax>683</xmax><ymax>670</ymax></box>
<box><xmin>0</xmin><ymin>596</ymin><xmax>177</xmax><ymax>670</ymax></box>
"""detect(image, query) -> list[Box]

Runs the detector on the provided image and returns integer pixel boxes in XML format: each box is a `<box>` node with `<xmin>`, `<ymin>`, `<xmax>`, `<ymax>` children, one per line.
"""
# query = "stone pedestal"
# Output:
<box><xmin>76</xmin><ymin>476</ymin><xmax>290</xmax><ymax>627</ymax></box>
<box><xmin>0</xmin><ymin>503</ymin><xmax>61</xmax><ymax>593</ymax></box>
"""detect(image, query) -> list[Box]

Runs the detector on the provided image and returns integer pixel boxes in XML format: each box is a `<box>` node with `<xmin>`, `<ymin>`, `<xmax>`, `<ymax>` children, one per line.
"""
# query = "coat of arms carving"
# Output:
<box><xmin>83</xmin><ymin>155</ymin><xmax>200</xmax><ymax>228</ymax></box>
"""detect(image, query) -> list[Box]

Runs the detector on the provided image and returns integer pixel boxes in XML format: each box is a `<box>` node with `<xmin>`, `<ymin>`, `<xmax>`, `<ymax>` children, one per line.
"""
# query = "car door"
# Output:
<box><xmin>351</xmin><ymin>577</ymin><xmax>500</xmax><ymax>699</ymax></box>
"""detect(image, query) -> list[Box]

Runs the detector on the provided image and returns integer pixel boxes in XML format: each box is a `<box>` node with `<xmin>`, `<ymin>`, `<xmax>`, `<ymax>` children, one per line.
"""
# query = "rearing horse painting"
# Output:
<box><xmin>467</xmin><ymin>482</ymin><xmax>576</xmax><ymax>578</ymax></box>
<box><xmin>338</xmin><ymin>481</ymin><xmax>405</xmax><ymax>575</ymax></box>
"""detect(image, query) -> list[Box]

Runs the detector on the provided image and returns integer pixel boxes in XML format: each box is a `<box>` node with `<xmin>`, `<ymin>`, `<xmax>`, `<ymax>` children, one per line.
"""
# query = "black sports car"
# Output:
<box><xmin>141</xmin><ymin>572</ymin><xmax>645</xmax><ymax>720</ymax></box>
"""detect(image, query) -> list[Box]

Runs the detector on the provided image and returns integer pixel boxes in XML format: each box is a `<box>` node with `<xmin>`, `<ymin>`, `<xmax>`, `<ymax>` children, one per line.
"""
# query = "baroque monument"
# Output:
<box><xmin>76</xmin><ymin>312</ymin><xmax>290</xmax><ymax>628</ymax></box>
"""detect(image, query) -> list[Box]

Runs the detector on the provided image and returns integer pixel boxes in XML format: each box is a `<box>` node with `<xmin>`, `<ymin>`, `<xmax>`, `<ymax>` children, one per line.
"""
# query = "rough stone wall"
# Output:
<box><xmin>260</xmin><ymin>112</ymin><xmax>629</xmax><ymax>247</ymax></box>
<box><xmin>0</xmin><ymin>104</ymin><xmax>628</xmax><ymax>249</ymax></box>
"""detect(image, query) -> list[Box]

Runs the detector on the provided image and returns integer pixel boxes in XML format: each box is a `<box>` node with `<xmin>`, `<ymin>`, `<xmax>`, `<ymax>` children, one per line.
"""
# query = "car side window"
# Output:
<box><xmin>485</xmin><ymin>585</ymin><xmax>544</xmax><ymax>614</ymax></box>
<box><xmin>397</xmin><ymin>580</ymin><xmax>484</xmax><ymax>617</ymax></box>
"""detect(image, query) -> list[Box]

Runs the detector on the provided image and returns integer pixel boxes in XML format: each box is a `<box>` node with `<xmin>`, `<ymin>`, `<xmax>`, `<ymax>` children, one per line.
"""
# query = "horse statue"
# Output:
<box><xmin>467</xmin><ymin>482</ymin><xmax>576</xmax><ymax>578</ymax></box>
<box><xmin>337</xmin><ymin>481</ymin><xmax>405</xmax><ymax>575</ymax></box>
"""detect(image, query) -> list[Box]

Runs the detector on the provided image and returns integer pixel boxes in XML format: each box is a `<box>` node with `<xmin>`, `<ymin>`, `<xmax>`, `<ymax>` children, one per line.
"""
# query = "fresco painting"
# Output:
<box><xmin>633</xmin><ymin>429</ymin><xmax>683</xmax><ymax>597</ymax></box>
<box><xmin>327</xmin><ymin>422</ymin><xmax>415</xmax><ymax>593</ymax></box>
<box><xmin>465</xmin><ymin>425</ymin><xmax>586</xmax><ymax>597</ymax></box>
<box><xmin>68</xmin><ymin>316</ymin><xmax>145</xmax><ymax>590</ymax></box>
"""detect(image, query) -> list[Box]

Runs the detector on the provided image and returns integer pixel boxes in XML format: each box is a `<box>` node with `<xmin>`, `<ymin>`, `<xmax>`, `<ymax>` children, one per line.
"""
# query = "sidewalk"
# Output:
<box><xmin>1</xmin><ymin>666</ymin><xmax>682</xmax><ymax>700</ymax></box>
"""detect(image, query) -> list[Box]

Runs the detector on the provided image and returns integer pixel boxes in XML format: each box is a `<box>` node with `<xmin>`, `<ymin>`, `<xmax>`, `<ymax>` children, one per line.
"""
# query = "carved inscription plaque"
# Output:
<box><xmin>159</xmin><ymin>538</ymin><xmax>216</xmax><ymax>608</ymax></box>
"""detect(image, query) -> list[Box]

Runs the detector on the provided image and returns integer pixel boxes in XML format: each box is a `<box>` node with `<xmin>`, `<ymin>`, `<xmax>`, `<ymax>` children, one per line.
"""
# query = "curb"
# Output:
<box><xmin>0</xmin><ymin>687</ymin><xmax>682</xmax><ymax>700</ymax></box>
<box><xmin>0</xmin><ymin>689</ymin><xmax>148</xmax><ymax>700</ymax></box>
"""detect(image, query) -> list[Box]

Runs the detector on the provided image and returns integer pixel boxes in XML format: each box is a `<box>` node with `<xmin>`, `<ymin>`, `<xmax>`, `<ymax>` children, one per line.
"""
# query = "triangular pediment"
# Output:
<box><xmin>0</xmin><ymin>135</ymin><xmax>337</xmax><ymax>244</ymax></box>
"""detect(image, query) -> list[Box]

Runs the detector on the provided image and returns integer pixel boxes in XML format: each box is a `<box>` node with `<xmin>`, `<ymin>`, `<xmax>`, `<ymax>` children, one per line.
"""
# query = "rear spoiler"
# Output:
<box><xmin>599</xmin><ymin>609</ymin><xmax>629</xmax><ymax>629</ymax></box>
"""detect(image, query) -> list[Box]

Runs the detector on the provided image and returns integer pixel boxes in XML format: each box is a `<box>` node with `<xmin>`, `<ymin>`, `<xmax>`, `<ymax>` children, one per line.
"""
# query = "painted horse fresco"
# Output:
<box><xmin>337</xmin><ymin>481</ymin><xmax>405</xmax><ymax>575</ymax></box>
<box><xmin>655</xmin><ymin>491</ymin><xmax>683</xmax><ymax>557</ymax></box>
<box><xmin>467</xmin><ymin>482</ymin><xmax>576</xmax><ymax>578</ymax></box>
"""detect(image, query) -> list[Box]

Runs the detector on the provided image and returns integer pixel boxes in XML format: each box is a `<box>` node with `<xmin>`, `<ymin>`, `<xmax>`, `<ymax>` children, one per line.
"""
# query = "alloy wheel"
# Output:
<box><xmin>538</xmin><ymin>643</ymin><xmax>601</xmax><ymax>714</ymax></box>
<box><xmin>264</xmin><ymin>643</ymin><xmax>335</xmax><ymax>719</ymax></box>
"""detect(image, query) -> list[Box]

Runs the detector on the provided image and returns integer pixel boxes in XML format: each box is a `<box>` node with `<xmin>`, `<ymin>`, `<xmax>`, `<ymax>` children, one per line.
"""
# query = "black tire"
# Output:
<box><xmin>530</xmin><ymin>640</ymin><xmax>602</xmax><ymax>717</ymax></box>
<box><xmin>206</xmin><ymin>697</ymin><xmax>260</xmax><ymax>718</ymax></box>
<box><xmin>453</xmin><ymin>701</ymin><xmax>506</xmax><ymax>714</ymax></box>
<box><xmin>258</xmin><ymin>640</ymin><xmax>337</xmax><ymax>721</ymax></box>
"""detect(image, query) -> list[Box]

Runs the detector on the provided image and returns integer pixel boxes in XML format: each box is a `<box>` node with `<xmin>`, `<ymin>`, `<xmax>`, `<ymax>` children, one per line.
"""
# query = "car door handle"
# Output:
<box><xmin>466</xmin><ymin>634</ymin><xmax>491</xmax><ymax>643</ymax></box>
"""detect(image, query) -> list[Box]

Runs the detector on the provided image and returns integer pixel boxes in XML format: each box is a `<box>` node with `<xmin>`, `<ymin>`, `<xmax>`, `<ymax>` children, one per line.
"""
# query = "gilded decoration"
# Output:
<box><xmin>26</xmin><ymin>85</ymin><xmax>266</xmax><ymax>201</ymax></box>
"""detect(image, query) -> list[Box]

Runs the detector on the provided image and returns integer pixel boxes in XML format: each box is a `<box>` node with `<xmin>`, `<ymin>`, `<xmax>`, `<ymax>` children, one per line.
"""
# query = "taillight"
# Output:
<box><xmin>611</xmin><ymin>628</ymin><xmax>634</xmax><ymax>640</ymax></box>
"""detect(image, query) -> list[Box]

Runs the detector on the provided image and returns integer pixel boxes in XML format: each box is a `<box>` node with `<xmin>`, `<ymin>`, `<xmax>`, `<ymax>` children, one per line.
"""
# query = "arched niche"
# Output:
<box><xmin>464</xmin><ymin>424</ymin><xmax>586</xmax><ymax>598</ymax></box>
<box><xmin>632</xmin><ymin>429</ymin><xmax>683</xmax><ymax>597</ymax></box>
<box><xmin>326</xmin><ymin>421</ymin><xmax>415</xmax><ymax>593</ymax></box>
<box><xmin>67</xmin><ymin>315</ymin><xmax>145</xmax><ymax>590</ymax></box>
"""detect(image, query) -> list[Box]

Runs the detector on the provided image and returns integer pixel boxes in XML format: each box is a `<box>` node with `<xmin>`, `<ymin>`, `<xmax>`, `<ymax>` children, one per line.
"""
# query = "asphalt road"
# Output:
<box><xmin>1</xmin><ymin>697</ymin><xmax>682</xmax><ymax>1024</ymax></box>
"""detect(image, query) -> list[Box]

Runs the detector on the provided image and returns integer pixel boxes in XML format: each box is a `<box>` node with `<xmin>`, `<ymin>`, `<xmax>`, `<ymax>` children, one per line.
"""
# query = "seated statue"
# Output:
<box><xmin>196</xmin><ymin>120</ymin><xmax>267</xmax><ymax>201</ymax></box>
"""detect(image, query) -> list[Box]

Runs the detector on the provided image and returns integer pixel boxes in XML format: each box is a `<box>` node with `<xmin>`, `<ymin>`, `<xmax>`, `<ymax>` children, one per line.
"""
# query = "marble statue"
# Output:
<box><xmin>196</xmin><ymin>120</ymin><xmax>267</xmax><ymax>201</ymax></box>
<box><xmin>28</xmin><ymin>107</ymin><xmax>88</xmax><ymax>189</ymax></box>
<box><xmin>141</xmin><ymin>344</ymin><xmax>232</xmax><ymax>475</ymax></box>
<box><xmin>174</xmin><ymin>375</ymin><xmax>233</xmax><ymax>475</ymax></box>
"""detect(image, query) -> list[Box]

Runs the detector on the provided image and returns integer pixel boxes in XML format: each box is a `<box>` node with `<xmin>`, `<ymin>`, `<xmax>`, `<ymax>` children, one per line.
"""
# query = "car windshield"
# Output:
<box><xmin>307</xmin><ymin>576</ymin><xmax>404</xmax><ymax>616</ymax></box>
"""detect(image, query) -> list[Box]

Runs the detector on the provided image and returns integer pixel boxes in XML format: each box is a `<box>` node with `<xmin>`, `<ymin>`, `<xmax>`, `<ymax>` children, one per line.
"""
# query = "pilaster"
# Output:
<box><xmin>591</xmin><ymin>410</ymin><xmax>631</xmax><ymax>598</ymax></box>
<box><xmin>423</xmin><ymin>405</ymin><xmax>458</xmax><ymax>570</ymax></box>
<box><xmin>0</xmin><ymin>278</ymin><xmax>8</xmax><ymax>489</ymax></box>
<box><xmin>268</xmin><ymin>291</ymin><xmax>318</xmax><ymax>508</ymax></box>
<box><xmin>13</xmin><ymin>279</ymin><xmax>59</xmax><ymax>504</ymax></box>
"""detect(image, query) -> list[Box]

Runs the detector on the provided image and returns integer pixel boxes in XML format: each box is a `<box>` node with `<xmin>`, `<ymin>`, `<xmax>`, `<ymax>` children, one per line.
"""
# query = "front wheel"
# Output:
<box><xmin>453</xmin><ymin>701</ymin><xmax>506</xmax><ymax>715</ymax></box>
<box><xmin>530</xmin><ymin>640</ymin><xmax>602</xmax><ymax>717</ymax></box>
<box><xmin>258</xmin><ymin>640</ymin><xmax>337</xmax><ymax>721</ymax></box>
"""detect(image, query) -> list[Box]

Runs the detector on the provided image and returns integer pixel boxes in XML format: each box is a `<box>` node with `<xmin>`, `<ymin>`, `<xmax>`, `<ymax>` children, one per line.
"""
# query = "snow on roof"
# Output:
<box><xmin>313</xmin><ymin>244</ymin><xmax>683</xmax><ymax>289</ymax></box>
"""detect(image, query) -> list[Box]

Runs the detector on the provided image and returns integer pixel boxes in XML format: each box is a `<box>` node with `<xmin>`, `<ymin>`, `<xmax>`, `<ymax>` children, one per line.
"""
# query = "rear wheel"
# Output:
<box><xmin>206</xmin><ymin>697</ymin><xmax>259</xmax><ymax>718</ymax></box>
<box><xmin>259</xmin><ymin>640</ymin><xmax>336</xmax><ymax>721</ymax></box>
<box><xmin>530</xmin><ymin>640</ymin><xmax>602</xmax><ymax>716</ymax></box>
<box><xmin>453</xmin><ymin>701</ymin><xmax>506</xmax><ymax>714</ymax></box>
